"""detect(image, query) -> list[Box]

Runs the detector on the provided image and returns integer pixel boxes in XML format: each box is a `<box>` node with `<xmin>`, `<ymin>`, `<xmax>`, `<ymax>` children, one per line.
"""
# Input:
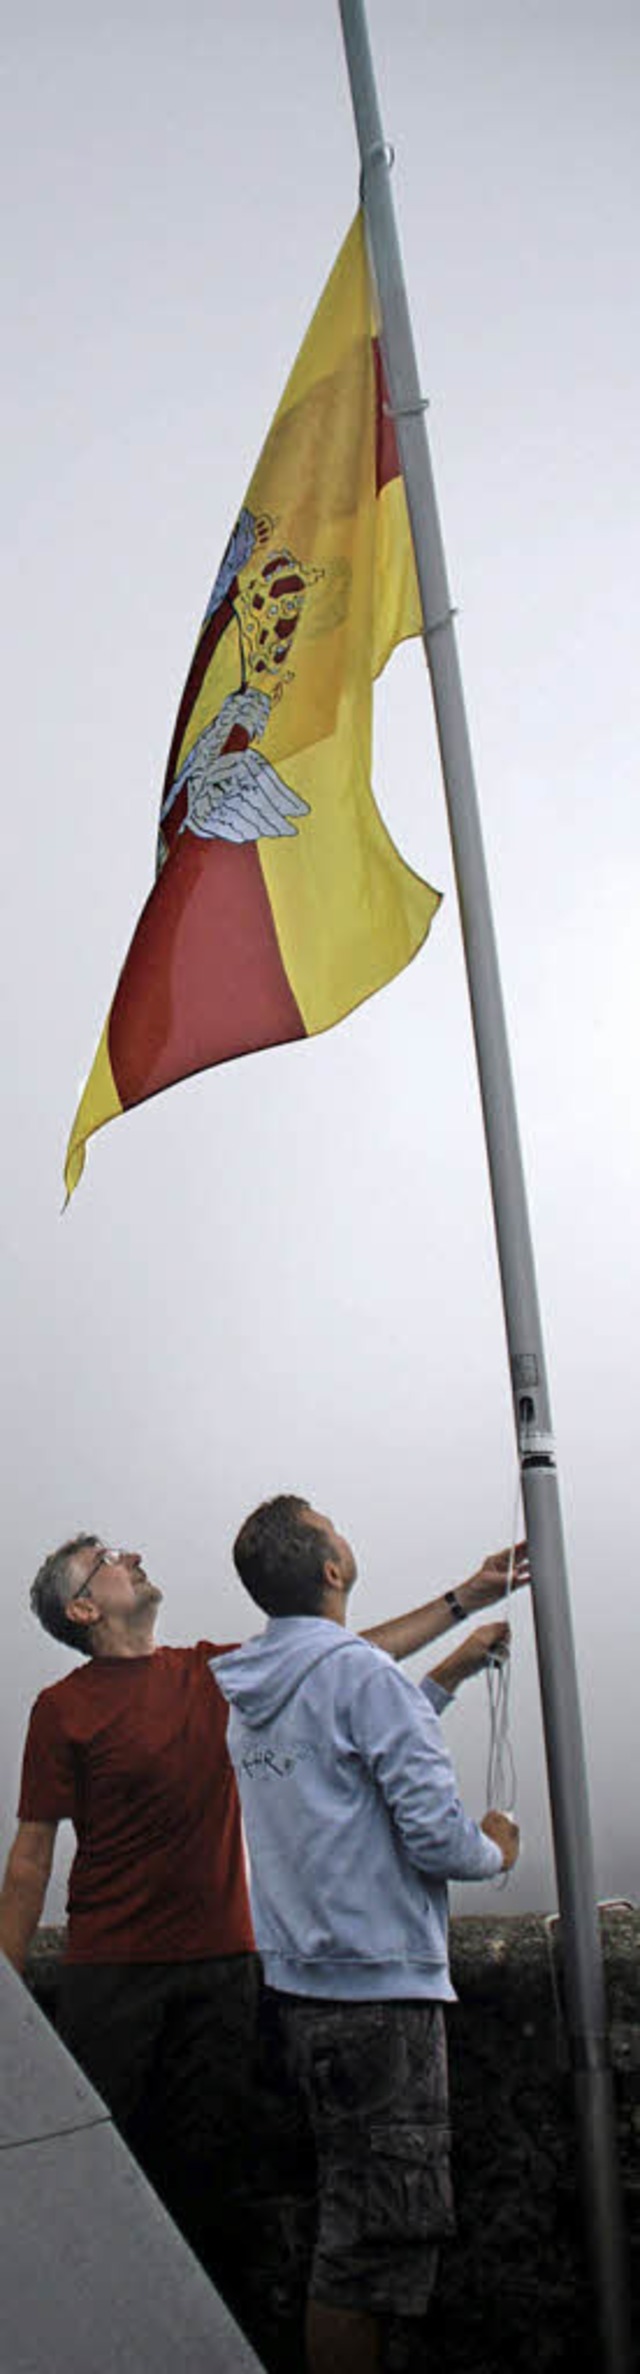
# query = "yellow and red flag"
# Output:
<box><xmin>64</xmin><ymin>213</ymin><xmax>440</xmax><ymax>1199</ymax></box>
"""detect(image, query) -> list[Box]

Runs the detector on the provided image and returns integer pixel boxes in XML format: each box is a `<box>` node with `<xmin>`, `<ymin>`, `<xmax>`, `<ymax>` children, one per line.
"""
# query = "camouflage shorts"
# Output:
<box><xmin>271</xmin><ymin>1994</ymin><xmax>455</xmax><ymax>2317</ymax></box>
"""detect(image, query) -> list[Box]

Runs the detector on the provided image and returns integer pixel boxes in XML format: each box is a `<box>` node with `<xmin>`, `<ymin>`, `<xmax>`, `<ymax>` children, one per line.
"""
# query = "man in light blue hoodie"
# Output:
<box><xmin>214</xmin><ymin>1495</ymin><xmax>521</xmax><ymax>2374</ymax></box>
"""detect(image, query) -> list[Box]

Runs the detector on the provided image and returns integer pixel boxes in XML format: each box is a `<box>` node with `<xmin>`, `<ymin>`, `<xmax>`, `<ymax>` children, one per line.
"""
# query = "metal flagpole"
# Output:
<box><xmin>337</xmin><ymin>4</ymin><xmax>632</xmax><ymax>2368</ymax></box>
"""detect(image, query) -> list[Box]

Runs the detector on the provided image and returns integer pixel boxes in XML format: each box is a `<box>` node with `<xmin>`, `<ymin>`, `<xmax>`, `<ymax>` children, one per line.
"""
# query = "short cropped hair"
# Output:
<box><xmin>233</xmin><ymin>1495</ymin><xmax>332</xmax><ymax>1618</ymax></box>
<box><xmin>30</xmin><ymin>1534</ymin><xmax>99</xmax><ymax>1656</ymax></box>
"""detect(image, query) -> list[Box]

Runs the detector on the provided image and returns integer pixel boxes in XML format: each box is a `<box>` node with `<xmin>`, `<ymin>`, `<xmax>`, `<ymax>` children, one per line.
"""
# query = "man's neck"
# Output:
<box><xmin>319</xmin><ymin>1587</ymin><xmax>348</xmax><ymax>1627</ymax></box>
<box><xmin>90</xmin><ymin>1619</ymin><xmax>157</xmax><ymax>1661</ymax></box>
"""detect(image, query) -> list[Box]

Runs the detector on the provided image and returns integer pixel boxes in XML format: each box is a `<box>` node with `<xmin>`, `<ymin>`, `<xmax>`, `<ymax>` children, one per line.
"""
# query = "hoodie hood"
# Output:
<box><xmin>214</xmin><ymin>1616</ymin><xmax>348</xmax><ymax>1728</ymax></box>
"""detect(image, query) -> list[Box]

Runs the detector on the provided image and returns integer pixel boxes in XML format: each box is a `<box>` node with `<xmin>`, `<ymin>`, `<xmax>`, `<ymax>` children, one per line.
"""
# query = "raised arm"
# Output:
<box><xmin>0</xmin><ymin>1820</ymin><xmax>57</xmax><ymax>1973</ymax></box>
<box><xmin>427</xmin><ymin>1619</ymin><xmax>511</xmax><ymax>1696</ymax></box>
<box><xmin>360</xmin><ymin>1544</ymin><xmax>529</xmax><ymax>1663</ymax></box>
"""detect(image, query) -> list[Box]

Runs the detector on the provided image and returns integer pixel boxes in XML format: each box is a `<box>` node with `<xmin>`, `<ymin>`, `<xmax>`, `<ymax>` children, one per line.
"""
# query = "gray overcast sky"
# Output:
<box><xmin>2</xmin><ymin>0</ymin><xmax>639</xmax><ymax>1920</ymax></box>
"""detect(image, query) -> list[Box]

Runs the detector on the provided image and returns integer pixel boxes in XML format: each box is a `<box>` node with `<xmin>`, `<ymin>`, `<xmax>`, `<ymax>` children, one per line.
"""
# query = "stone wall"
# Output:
<box><xmin>26</xmin><ymin>1908</ymin><xmax>639</xmax><ymax>2372</ymax></box>
<box><xmin>436</xmin><ymin>1906</ymin><xmax>639</xmax><ymax>2371</ymax></box>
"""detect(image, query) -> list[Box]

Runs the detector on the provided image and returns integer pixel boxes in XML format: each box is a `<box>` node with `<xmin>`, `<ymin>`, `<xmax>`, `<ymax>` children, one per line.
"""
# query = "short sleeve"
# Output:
<box><xmin>18</xmin><ymin>1693</ymin><xmax>77</xmax><ymax>1823</ymax></box>
<box><xmin>197</xmin><ymin>1640</ymin><xmax>240</xmax><ymax>1661</ymax></box>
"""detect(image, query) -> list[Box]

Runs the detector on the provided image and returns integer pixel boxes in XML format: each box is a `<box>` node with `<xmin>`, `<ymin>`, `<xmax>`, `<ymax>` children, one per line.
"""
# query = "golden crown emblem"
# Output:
<box><xmin>236</xmin><ymin>545</ymin><xmax>323</xmax><ymax>691</ymax></box>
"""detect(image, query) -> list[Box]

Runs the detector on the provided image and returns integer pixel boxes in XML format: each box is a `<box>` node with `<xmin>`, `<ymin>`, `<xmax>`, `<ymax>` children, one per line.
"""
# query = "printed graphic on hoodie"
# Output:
<box><xmin>239</xmin><ymin>1741</ymin><xmax>316</xmax><ymax>1780</ymax></box>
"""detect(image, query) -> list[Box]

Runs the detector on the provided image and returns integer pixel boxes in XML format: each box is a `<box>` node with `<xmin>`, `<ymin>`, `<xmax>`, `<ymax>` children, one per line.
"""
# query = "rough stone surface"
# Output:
<box><xmin>25</xmin><ymin>1910</ymin><xmax>639</xmax><ymax>2371</ymax></box>
<box><xmin>431</xmin><ymin>1906</ymin><xmax>639</xmax><ymax>2372</ymax></box>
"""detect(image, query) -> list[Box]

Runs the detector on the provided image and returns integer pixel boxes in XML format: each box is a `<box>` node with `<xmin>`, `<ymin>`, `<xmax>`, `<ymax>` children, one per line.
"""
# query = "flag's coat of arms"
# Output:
<box><xmin>156</xmin><ymin>509</ymin><xmax>320</xmax><ymax>862</ymax></box>
<box><xmin>65</xmin><ymin>215</ymin><xmax>440</xmax><ymax>1198</ymax></box>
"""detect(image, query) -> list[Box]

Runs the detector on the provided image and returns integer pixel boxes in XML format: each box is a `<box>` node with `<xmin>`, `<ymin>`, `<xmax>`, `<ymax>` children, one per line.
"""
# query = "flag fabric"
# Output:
<box><xmin>64</xmin><ymin>212</ymin><xmax>440</xmax><ymax>1199</ymax></box>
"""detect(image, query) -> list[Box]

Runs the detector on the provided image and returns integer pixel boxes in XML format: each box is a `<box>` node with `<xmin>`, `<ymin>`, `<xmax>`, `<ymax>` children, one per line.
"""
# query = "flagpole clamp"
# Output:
<box><xmin>383</xmin><ymin>397</ymin><xmax>430</xmax><ymax>419</ymax></box>
<box><xmin>424</xmin><ymin>607</ymin><xmax>458</xmax><ymax>641</ymax></box>
<box><xmin>360</xmin><ymin>140</ymin><xmax>395</xmax><ymax>199</ymax></box>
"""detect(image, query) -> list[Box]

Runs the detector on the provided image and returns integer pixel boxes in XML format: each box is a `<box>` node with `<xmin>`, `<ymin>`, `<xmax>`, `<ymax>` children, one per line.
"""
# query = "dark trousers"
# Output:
<box><xmin>57</xmin><ymin>1955</ymin><xmax>259</xmax><ymax>2301</ymax></box>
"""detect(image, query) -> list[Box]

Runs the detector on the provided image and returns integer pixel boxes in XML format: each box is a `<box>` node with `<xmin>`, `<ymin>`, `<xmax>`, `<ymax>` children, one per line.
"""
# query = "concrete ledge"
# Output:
<box><xmin>0</xmin><ymin>1951</ymin><xmax>263</xmax><ymax>2374</ymax></box>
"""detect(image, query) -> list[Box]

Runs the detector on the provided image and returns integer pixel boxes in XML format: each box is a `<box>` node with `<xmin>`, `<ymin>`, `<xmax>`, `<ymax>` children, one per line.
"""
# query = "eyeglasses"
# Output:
<box><xmin>70</xmin><ymin>1548</ymin><xmax>126</xmax><ymax>1602</ymax></box>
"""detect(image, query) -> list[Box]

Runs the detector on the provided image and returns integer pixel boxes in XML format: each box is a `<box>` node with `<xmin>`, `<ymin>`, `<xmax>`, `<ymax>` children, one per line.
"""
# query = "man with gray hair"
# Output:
<box><xmin>0</xmin><ymin>1532</ymin><xmax>258</xmax><ymax>2318</ymax></box>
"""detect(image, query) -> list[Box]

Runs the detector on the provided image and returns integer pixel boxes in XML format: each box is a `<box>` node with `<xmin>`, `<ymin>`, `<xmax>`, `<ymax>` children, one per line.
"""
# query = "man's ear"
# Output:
<box><xmin>63</xmin><ymin>1595</ymin><xmax>97</xmax><ymax>1636</ymax></box>
<box><xmin>323</xmin><ymin>1558</ymin><xmax>348</xmax><ymax>1599</ymax></box>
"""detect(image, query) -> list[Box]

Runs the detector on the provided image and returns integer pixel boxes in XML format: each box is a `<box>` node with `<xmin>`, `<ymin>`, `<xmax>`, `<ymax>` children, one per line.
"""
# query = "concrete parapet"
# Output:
<box><xmin>0</xmin><ymin>1949</ymin><xmax>263</xmax><ymax>2374</ymax></box>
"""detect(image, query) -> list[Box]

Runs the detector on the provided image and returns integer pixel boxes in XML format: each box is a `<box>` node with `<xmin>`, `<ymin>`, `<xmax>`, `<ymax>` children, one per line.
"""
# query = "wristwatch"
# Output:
<box><xmin>444</xmin><ymin>1588</ymin><xmax>466</xmax><ymax>1624</ymax></box>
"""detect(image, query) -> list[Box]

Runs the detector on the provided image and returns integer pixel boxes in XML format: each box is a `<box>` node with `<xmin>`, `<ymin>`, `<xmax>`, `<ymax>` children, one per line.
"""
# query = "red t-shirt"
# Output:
<box><xmin>18</xmin><ymin>1642</ymin><xmax>254</xmax><ymax>1965</ymax></box>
